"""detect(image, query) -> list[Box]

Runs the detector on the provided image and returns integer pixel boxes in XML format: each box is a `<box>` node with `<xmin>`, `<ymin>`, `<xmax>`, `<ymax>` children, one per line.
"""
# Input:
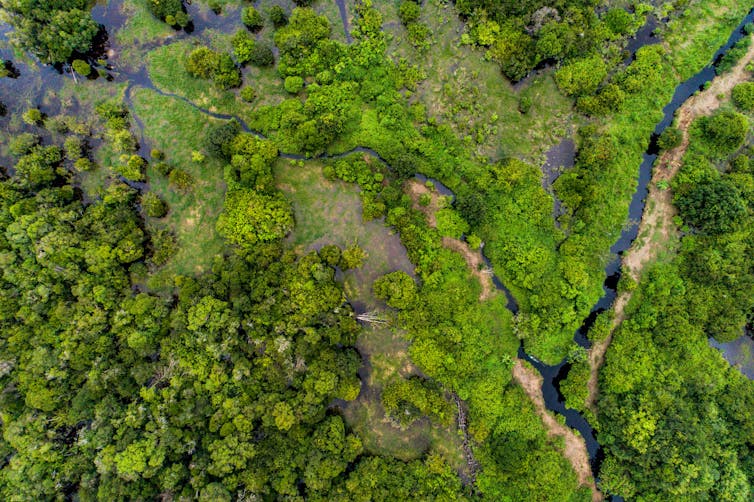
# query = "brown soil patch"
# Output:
<box><xmin>585</xmin><ymin>35</ymin><xmax>754</xmax><ymax>414</ymax></box>
<box><xmin>406</xmin><ymin>179</ymin><xmax>494</xmax><ymax>300</ymax></box>
<box><xmin>512</xmin><ymin>360</ymin><xmax>602</xmax><ymax>501</ymax></box>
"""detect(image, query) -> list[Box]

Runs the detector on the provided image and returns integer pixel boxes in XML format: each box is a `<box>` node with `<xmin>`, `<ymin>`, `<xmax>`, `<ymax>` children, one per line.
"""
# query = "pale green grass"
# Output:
<box><xmin>130</xmin><ymin>87</ymin><xmax>227</xmax><ymax>285</ymax></box>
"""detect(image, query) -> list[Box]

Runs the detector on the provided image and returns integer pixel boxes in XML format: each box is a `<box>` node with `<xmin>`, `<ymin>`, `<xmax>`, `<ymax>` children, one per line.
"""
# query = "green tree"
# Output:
<box><xmin>373</xmin><ymin>271</ymin><xmax>417</xmax><ymax>309</ymax></box>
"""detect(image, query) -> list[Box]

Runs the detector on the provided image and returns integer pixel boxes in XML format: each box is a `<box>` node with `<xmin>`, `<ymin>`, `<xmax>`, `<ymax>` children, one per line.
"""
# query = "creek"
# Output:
<box><xmin>2</xmin><ymin>1</ymin><xmax>754</xmax><ymax>494</ymax></box>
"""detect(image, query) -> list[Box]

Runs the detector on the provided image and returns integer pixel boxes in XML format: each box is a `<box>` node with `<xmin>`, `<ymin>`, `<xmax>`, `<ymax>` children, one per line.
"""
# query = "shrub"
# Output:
<box><xmin>242</xmin><ymin>7</ymin><xmax>264</xmax><ymax>31</ymax></box>
<box><xmin>147</xmin><ymin>0</ymin><xmax>184</xmax><ymax>22</ymax></box>
<box><xmin>697</xmin><ymin>111</ymin><xmax>749</xmax><ymax>156</ymax></box>
<box><xmin>141</xmin><ymin>192</ymin><xmax>168</xmax><ymax>218</ymax></box>
<box><xmin>249</xmin><ymin>43</ymin><xmax>274</xmax><ymax>67</ymax></box>
<box><xmin>407</xmin><ymin>22</ymin><xmax>430</xmax><ymax>50</ymax></box>
<box><xmin>318</xmin><ymin>244</ymin><xmax>341</xmax><ymax>266</ymax></box>
<box><xmin>677</xmin><ymin>179</ymin><xmax>746</xmax><ymax>234</ymax></box>
<box><xmin>398</xmin><ymin>1</ymin><xmax>420</xmax><ymax>25</ymax></box>
<box><xmin>732</xmin><ymin>82</ymin><xmax>754</xmax><ymax>112</ymax></box>
<box><xmin>169</xmin><ymin>168</ymin><xmax>195</xmax><ymax>190</ymax></box>
<box><xmin>205</xmin><ymin>120</ymin><xmax>242</xmax><ymax>158</ymax></box>
<box><xmin>74</xmin><ymin>157</ymin><xmax>95</xmax><ymax>171</ymax></box>
<box><xmin>269</xmin><ymin>5</ymin><xmax>288</xmax><ymax>28</ymax></box>
<box><xmin>340</xmin><ymin>244</ymin><xmax>367</xmax><ymax>269</ymax></box>
<box><xmin>153</xmin><ymin>161</ymin><xmax>172</xmax><ymax>176</ymax></box>
<box><xmin>64</xmin><ymin>136</ymin><xmax>84</xmax><ymax>160</ymax></box>
<box><xmin>555</xmin><ymin>55</ymin><xmax>607</xmax><ymax>97</ymax></box>
<box><xmin>186</xmin><ymin>47</ymin><xmax>217</xmax><ymax>79</ymax></box>
<box><xmin>373</xmin><ymin>271</ymin><xmax>416</xmax><ymax>309</ymax></box>
<box><xmin>604</xmin><ymin>8</ymin><xmax>633</xmax><ymax>36</ymax></box>
<box><xmin>150</xmin><ymin>149</ymin><xmax>164</xmax><ymax>160</ymax></box>
<box><xmin>9</xmin><ymin>133</ymin><xmax>39</xmax><ymax>156</ymax></box>
<box><xmin>284</xmin><ymin>75</ymin><xmax>304</xmax><ymax>94</ymax></box>
<box><xmin>240</xmin><ymin>86</ymin><xmax>256</xmax><ymax>102</ymax></box>
<box><xmin>22</xmin><ymin>108</ymin><xmax>43</xmax><ymax>125</ymax></box>
<box><xmin>232</xmin><ymin>30</ymin><xmax>255</xmax><ymax>65</ymax></box>
<box><xmin>149</xmin><ymin>229</ymin><xmax>178</xmax><ymax>266</ymax></box>
<box><xmin>518</xmin><ymin>95</ymin><xmax>532</xmax><ymax>114</ymax></box>
<box><xmin>216</xmin><ymin>189</ymin><xmax>293</xmax><ymax>245</ymax></box>
<box><xmin>72</xmin><ymin>59</ymin><xmax>91</xmax><ymax>76</ymax></box>
<box><xmin>657</xmin><ymin>126</ymin><xmax>682</xmax><ymax>151</ymax></box>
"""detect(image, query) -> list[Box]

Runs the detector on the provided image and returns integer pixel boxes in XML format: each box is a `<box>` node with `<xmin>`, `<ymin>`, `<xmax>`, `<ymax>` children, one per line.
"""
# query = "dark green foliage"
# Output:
<box><xmin>204</xmin><ymin>119</ymin><xmax>242</xmax><ymax>159</ymax></box>
<box><xmin>732</xmin><ymin>82</ymin><xmax>754</xmax><ymax>112</ymax></box>
<box><xmin>269</xmin><ymin>5</ymin><xmax>288</xmax><ymax>28</ymax></box>
<box><xmin>2</xmin><ymin>2</ymin><xmax>99</xmax><ymax>63</ymax></box>
<box><xmin>147</xmin><ymin>0</ymin><xmax>185</xmax><ymax>23</ymax></box>
<box><xmin>240</xmin><ymin>86</ymin><xmax>256</xmax><ymax>102</ymax></box>
<box><xmin>153</xmin><ymin>161</ymin><xmax>172</xmax><ymax>176</ymax></box>
<box><xmin>249</xmin><ymin>42</ymin><xmax>275</xmax><ymax>67</ymax></box>
<box><xmin>677</xmin><ymin>179</ymin><xmax>746</xmax><ymax>234</ymax></box>
<box><xmin>658</xmin><ymin>126</ymin><xmax>682</xmax><ymax>151</ymax></box>
<box><xmin>242</xmin><ymin>6</ymin><xmax>264</xmax><ymax>31</ymax></box>
<box><xmin>318</xmin><ymin>244</ymin><xmax>341</xmax><ymax>266</ymax></box>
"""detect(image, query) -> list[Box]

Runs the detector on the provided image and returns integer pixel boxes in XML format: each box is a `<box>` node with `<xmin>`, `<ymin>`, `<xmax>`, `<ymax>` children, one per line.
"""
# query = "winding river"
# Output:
<box><xmin>2</xmin><ymin>1</ymin><xmax>754</xmax><ymax>496</ymax></box>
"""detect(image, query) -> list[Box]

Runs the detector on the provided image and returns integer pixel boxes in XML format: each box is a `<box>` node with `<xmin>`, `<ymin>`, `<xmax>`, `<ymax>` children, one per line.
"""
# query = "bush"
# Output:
<box><xmin>249</xmin><ymin>43</ymin><xmax>274</xmax><ymax>67</ymax></box>
<box><xmin>217</xmin><ymin>189</ymin><xmax>293</xmax><ymax>245</ymax></box>
<box><xmin>373</xmin><ymin>271</ymin><xmax>417</xmax><ymax>309</ymax></box>
<box><xmin>340</xmin><ymin>244</ymin><xmax>367</xmax><ymax>269</ymax></box>
<box><xmin>8</xmin><ymin>133</ymin><xmax>39</xmax><ymax>156</ymax></box>
<box><xmin>186</xmin><ymin>47</ymin><xmax>217</xmax><ymax>79</ymax></box>
<box><xmin>151</xmin><ymin>149</ymin><xmax>164</xmax><ymax>160</ymax></box>
<box><xmin>153</xmin><ymin>161</ymin><xmax>172</xmax><ymax>176</ymax></box>
<box><xmin>318</xmin><ymin>244</ymin><xmax>341</xmax><ymax>266</ymax></box>
<box><xmin>677</xmin><ymin>179</ymin><xmax>747</xmax><ymax>234</ymax></box>
<box><xmin>169</xmin><ymin>168</ymin><xmax>195</xmax><ymax>190</ymax></box>
<box><xmin>64</xmin><ymin>136</ymin><xmax>84</xmax><ymax>160</ymax></box>
<box><xmin>407</xmin><ymin>22</ymin><xmax>430</xmax><ymax>50</ymax></box>
<box><xmin>269</xmin><ymin>5</ymin><xmax>288</xmax><ymax>28</ymax></box>
<box><xmin>117</xmin><ymin>155</ymin><xmax>146</xmax><ymax>181</ymax></box>
<box><xmin>232</xmin><ymin>30</ymin><xmax>255</xmax><ymax>65</ymax></box>
<box><xmin>72</xmin><ymin>59</ymin><xmax>91</xmax><ymax>76</ymax></box>
<box><xmin>74</xmin><ymin>157</ymin><xmax>95</xmax><ymax>171</ymax></box>
<box><xmin>518</xmin><ymin>95</ymin><xmax>532</xmax><ymax>114</ymax></box>
<box><xmin>242</xmin><ymin>7</ymin><xmax>264</xmax><ymax>31</ymax></box>
<box><xmin>657</xmin><ymin>126</ymin><xmax>682</xmax><ymax>151</ymax></box>
<box><xmin>604</xmin><ymin>8</ymin><xmax>633</xmax><ymax>36</ymax></box>
<box><xmin>398</xmin><ymin>1</ymin><xmax>420</xmax><ymax>25</ymax></box>
<box><xmin>240</xmin><ymin>86</ymin><xmax>256</xmax><ymax>102</ymax></box>
<box><xmin>141</xmin><ymin>192</ymin><xmax>168</xmax><ymax>218</ymax></box>
<box><xmin>149</xmin><ymin>228</ymin><xmax>178</xmax><ymax>266</ymax></box>
<box><xmin>147</xmin><ymin>0</ymin><xmax>184</xmax><ymax>22</ymax></box>
<box><xmin>697</xmin><ymin>111</ymin><xmax>749</xmax><ymax>156</ymax></box>
<box><xmin>22</xmin><ymin>108</ymin><xmax>43</xmax><ymax>125</ymax></box>
<box><xmin>205</xmin><ymin>120</ymin><xmax>242</xmax><ymax>158</ymax></box>
<box><xmin>732</xmin><ymin>82</ymin><xmax>754</xmax><ymax>112</ymax></box>
<box><xmin>555</xmin><ymin>55</ymin><xmax>607</xmax><ymax>97</ymax></box>
<box><xmin>284</xmin><ymin>75</ymin><xmax>304</xmax><ymax>94</ymax></box>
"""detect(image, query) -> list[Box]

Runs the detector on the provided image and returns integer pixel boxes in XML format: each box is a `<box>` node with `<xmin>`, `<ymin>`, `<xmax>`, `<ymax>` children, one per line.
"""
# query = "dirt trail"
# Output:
<box><xmin>512</xmin><ymin>360</ymin><xmax>602</xmax><ymax>502</ymax></box>
<box><xmin>585</xmin><ymin>35</ymin><xmax>754</xmax><ymax>414</ymax></box>
<box><xmin>406</xmin><ymin>180</ymin><xmax>494</xmax><ymax>300</ymax></box>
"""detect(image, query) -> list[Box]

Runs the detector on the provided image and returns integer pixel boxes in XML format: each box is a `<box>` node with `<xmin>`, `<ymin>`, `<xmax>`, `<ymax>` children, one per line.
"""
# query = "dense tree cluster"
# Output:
<box><xmin>1</xmin><ymin>0</ymin><xmax>99</xmax><ymax>63</ymax></box>
<box><xmin>185</xmin><ymin>47</ymin><xmax>241</xmax><ymax>89</ymax></box>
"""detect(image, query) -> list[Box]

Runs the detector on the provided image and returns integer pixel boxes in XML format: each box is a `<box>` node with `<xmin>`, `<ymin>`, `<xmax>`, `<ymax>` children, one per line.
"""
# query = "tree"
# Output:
<box><xmin>658</xmin><ymin>126</ymin><xmax>682</xmax><ymax>151</ymax></box>
<box><xmin>269</xmin><ymin>6</ymin><xmax>288</xmax><ymax>28</ymax></box>
<box><xmin>242</xmin><ymin>7</ymin><xmax>264</xmax><ymax>32</ymax></box>
<box><xmin>697</xmin><ymin>111</ymin><xmax>749</xmax><ymax>156</ymax></box>
<box><xmin>141</xmin><ymin>192</ymin><xmax>168</xmax><ymax>218</ymax></box>
<box><xmin>677</xmin><ymin>179</ymin><xmax>746</xmax><ymax>234</ymax></box>
<box><xmin>284</xmin><ymin>75</ymin><xmax>304</xmax><ymax>94</ymax></box>
<box><xmin>249</xmin><ymin>43</ymin><xmax>275</xmax><ymax>67</ymax></box>
<box><xmin>398</xmin><ymin>1</ymin><xmax>421</xmax><ymax>25</ymax></box>
<box><xmin>216</xmin><ymin>189</ymin><xmax>294</xmax><ymax>245</ymax></box>
<box><xmin>555</xmin><ymin>55</ymin><xmax>607</xmax><ymax>97</ymax></box>
<box><xmin>340</xmin><ymin>244</ymin><xmax>367</xmax><ymax>269</ymax></box>
<box><xmin>373</xmin><ymin>271</ymin><xmax>417</xmax><ymax>309</ymax></box>
<box><xmin>732</xmin><ymin>82</ymin><xmax>754</xmax><ymax>112</ymax></box>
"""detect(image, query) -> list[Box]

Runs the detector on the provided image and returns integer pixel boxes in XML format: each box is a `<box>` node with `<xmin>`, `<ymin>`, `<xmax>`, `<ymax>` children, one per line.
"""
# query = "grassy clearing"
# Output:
<box><xmin>115</xmin><ymin>0</ymin><xmax>176</xmax><ymax>69</ymax></box>
<box><xmin>276</xmin><ymin>160</ymin><xmax>465</xmax><ymax>469</ymax></box>
<box><xmin>130</xmin><ymin>87</ymin><xmax>227</xmax><ymax>285</ymax></box>
<box><xmin>376</xmin><ymin>0</ymin><xmax>574</xmax><ymax>162</ymax></box>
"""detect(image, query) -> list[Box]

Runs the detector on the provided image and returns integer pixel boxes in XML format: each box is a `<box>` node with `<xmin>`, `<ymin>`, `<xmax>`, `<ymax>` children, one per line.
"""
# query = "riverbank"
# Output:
<box><xmin>512</xmin><ymin>360</ymin><xmax>602</xmax><ymax>501</ymax></box>
<box><xmin>586</xmin><ymin>34</ymin><xmax>754</xmax><ymax>414</ymax></box>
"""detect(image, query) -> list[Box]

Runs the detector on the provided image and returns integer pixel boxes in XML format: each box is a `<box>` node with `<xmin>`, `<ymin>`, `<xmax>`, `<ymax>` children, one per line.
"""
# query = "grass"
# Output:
<box><xmin>275</xmin><ymin>160</ymin><xmax>466</xmax><ymax>470</ymax></box>
<box><xmin>129</xmin><ymin>87</ymin><xmax>228</xmax><ymax>285</ymax></box>
<box><xmin>115</xmin><ymin>0</ymin><xmax>176</xmax><ymax>69</ymax></box>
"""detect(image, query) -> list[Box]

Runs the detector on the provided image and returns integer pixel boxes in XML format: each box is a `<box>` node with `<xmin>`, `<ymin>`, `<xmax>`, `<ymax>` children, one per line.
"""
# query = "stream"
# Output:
<box><xmin>2</xmin><ymin>1</ymin><xmax>754</xmax><ymax>495</ymax></box>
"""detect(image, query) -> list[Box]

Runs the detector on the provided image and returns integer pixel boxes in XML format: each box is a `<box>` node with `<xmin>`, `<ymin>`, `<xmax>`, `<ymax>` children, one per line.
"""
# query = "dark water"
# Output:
<box><xmin>623</xmin><ymin>15</ymin><xmax>660</xmax><ymax>65</ymax></box>
<box><xmin>541</xmin><ymin>138</ymin><xmax>575</xmax><ymax>223</ymax></box>
<box><xmin>334</xmin><ymin>0</ymin><xmax>353</xmax><ymax>44</ymax></box>
<box><xmin>710</xmin><ymin>334</ymin><xmax>754</xmax><ymax>379</ymax></box>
